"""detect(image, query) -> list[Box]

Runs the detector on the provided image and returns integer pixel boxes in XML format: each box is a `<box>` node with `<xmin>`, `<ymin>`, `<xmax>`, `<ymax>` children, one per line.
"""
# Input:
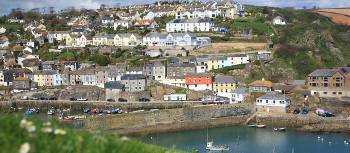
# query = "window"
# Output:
<box><xmin>266</xmin><ymin>100</ymin><xmax>268</xmax><ymax>103</ymax></box>
<box><xmin>339</xmin><ymin>92</ymin><xmax>342</xmax><ymax>95</ymax></box>
<box><xmin>332</xmin><ymin>92</ymin><xmax>337</xmax><ymax>95</ymax></box>
<box><xmin>324</xmin><ymin>83</ymin><xmax>328</xmax><ymax>87</ymax></box>
<box><xmin>273</xmin><ymin>100</ymin><xmax>275</xmax><ymax>104</ymax></box>
<box><xmin>323</xmin><ymin>92</ymin><xmax>327</xmax><ymax>95</ymax></box>
<box><xmin>280</xmin><ymin>101</ymin><xmax>285</xmax><ymax>104</ymax></box>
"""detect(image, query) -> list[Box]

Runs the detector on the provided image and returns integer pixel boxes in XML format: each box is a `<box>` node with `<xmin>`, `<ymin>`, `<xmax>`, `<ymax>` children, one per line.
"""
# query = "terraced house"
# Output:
<box><xmin>213</xmin><ymin>75</ymin><xmax>237</xmax><ymax>98</ymax></box>
<box><xmin>307</xmin><ymin>67</ymin><xmax>350</xmax><ymax>98</ymax></box>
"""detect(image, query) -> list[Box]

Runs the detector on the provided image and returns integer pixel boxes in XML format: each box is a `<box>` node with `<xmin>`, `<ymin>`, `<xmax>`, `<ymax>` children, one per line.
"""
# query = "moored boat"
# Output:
<box><xmin>273</xmin><ymin>127</ymin><xmax>286</xmax><ymax>132</ymax></box>
<box><xmin>256</xmin><ymin>124</ymin><xmax>266</xmax><ymax>128</ymax></box>
<box><xmin>206</xmin><ymin>142</ymin><xmax>230</xmax><ymax>151</ymax></box>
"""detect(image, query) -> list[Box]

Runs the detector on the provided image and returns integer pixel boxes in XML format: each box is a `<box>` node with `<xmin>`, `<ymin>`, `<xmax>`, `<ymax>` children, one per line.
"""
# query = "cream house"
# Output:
<box><xmin>113</xmin><ymin>33</ymin><xmax>142</xmax><ymax>47</ymax></box>
<box><xmin>92</xmin><ymin>33</ymin><xmax>114</xmax><ymax>46</ymax></box>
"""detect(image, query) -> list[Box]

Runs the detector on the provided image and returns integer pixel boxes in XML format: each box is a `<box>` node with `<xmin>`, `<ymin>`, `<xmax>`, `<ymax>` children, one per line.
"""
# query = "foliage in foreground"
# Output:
<box><xmin>0</xmin><ymin>115</ymin><xmax>186</xmax><ymax>153</ymax></box>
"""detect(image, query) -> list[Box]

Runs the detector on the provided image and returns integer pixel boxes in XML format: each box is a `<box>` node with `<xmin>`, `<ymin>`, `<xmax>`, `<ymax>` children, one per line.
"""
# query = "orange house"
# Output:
<box><xmin>185</xmin><ymin>73</ymin><xmax>212</xmax><ymax>91</ymax></box>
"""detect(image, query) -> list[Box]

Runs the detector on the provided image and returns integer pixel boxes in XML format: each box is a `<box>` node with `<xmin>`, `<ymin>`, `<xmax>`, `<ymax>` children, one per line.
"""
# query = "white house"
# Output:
<box><xmin>0</xmin><ymin>27</ymin><xmax>6</xmax><ymax>34</ymax></box>
<box><xmin>176</xmin><ymin>9</ymin><xmax>221</xmax><ymax>19</ymax></box>
<box><xmin>256</xmin><ymin>92</ymin><xmax>291</xmax><ymax>113</ymax></box>
<box><xmin>164</xmin><ymin>94</ymin><xmax>187</xmax><ymax>101</ymax></box>
<box><xmin>113</xmin><ymin>33</ymin><xmax>142</xmax><ymax>47</ymax></box>
<box><xmin>48</xmin><ymin>31</ymin><xmax>70</xmax><ymax>43</ymax></box>
<box><xmin>0</xmin><ymin>39</ymin><xmax>9</xmax><ymax>48</ymax></box>
<box><xmin>227</xmin><ymin>54</ymin><xmax>250</xmax><ymax>66</ymax></box>
<box><xmin>272</xmin><ymin>16</ymin><xmax>287</xmax><ymax>25</ymax></box>
<box><xmin>113</xmin><ymin>20</ymin><xmax>130</xmax><ymax>29</ymax></box>
<box><xmin>166</xmin><ymin>18</ymin><xmax>215</xmax><ymax>32</ymax></box>
<box><xmin>92</xmin><ymin>33</ymin><xmax>114</xmax><ymax>46</ymax></box>
<box><xmin>101</xmin><ymin>16</ymin><xmax>114</xmax><ymax>26</ymax></box>
<box><xmin>230</xmin><ymin>87</ymin><xmax>249</xmax><ymax>103</ymax></box>
<box><xmin>72</xmin><ymin>34</ymin><xmax>92</xmax><ymax>47</ymax></box>
<box><xmin>160</xmin><ymin>76</ymin><xmax>186</xmax><ymax>88</ymax></box>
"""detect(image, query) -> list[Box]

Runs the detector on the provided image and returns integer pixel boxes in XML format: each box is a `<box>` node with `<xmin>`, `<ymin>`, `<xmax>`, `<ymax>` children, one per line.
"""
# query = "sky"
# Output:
<box><xmin>1</xmin><ymin>0</ymin><xmax>350</xmax><ymax>15</ymax></box>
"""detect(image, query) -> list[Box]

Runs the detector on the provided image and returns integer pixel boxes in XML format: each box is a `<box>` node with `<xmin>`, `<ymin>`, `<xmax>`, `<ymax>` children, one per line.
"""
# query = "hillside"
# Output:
<box><xmin>248</xmin><ymin>8</ymin><xmax>350</xmax><ymax>82</ymax></box>
<box><xmin>0</xmin><ymin>115</ymin><xmax>187</xmax><ymax>153</ymax></box>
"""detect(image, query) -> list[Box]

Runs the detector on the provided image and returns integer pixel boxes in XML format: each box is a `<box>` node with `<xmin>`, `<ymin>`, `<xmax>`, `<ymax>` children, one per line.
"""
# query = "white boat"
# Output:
<box><xmin>274</xmin><ymin>127</ymin><xmax>286</xmax><ymax>131</ymax></box>
<box><xmin>47</xmin><ymin>109</ymin><xmax>55</xmax><ymax>115</ymax></box>
<box><xmin>205</xmin><ymin>128</ymin><xmax>230</xmax><ymax>151</ymax></box>
<box><xmin>206</xmin><ymin>141</ymin><xmax>230</xmax><ymax>151</ymax></box>
<box><xmin>77</xmin><ymin>98</ymin><xmax>88</xmax><ymax>101</ymax></box>
<box><xmin>256</xmin><ymin>124</ymin><xmax>266</xmax><ymax>128</ymax></box>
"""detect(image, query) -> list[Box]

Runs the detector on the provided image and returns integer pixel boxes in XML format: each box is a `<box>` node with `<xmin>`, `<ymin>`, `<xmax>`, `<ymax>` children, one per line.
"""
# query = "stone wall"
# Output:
<box><xmin>0</xmin><ymin>100</ymin><xmax>203</xmax><ymax>112</ymax></box>
<box><xmin>84</xmin><ymin>104</ymin><xmax>251</xmax><ymax>134</ymax></box>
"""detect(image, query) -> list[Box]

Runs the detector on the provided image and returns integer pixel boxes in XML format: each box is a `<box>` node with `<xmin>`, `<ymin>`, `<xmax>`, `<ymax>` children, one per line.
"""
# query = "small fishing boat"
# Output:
<box><xmin>247</xmin><ymin>124</ymin><xmax>257</xmax><ymax>127</ymax></box>
<box><xmin>47</xmin><ymin>109</ymin><xmax>55</xmax><ymax>115</ymax></box>
<box><xmin>206</xmin><ymin>142</ymin><xmax>230</xmax><ymax>151</ymax></box>
<box><xmin>256</xmin><ymin>124</ymin><xmax>266</xmax><ymax>128</ymax></box>
<box><xmin>47</xmin><ymin>108</ymin><xmax>55</xmax><ymax>115</ymax></box>
<box><xmin>273</xmin><ymin>127</ymin><xmax>286</xmax><ymax>132</ymax></box>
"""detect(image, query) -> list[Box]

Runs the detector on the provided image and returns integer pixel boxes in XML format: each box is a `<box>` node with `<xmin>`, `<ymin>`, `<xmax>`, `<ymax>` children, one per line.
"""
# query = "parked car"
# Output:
<box><xmin>69</xmin><ymin>98</ymin><xmax>77</xmax><ymax>101</ymax></box>
<box><xmin>138</xmin><ymin>98</ymin><xmax>150</xmax><ymax>102</ymax></box>
<box><xmin>107</xmin><ymin>99</ymin><xmax>115</xmax><ymax>102</ymax></box>
<box><xmin>31</xmin><ymin>97</ymin><xmax>39</xmax><ymax>100</ymax></box>
<box><xmin>77</xmin><ymin>98</ymin><xmax>88</xmax><ymax>101</ymax></box>
<box><xmin>49</xmin><ymin>97</ymin><xmax>57</xmax><ymax>100</ymax></box>
<box><xmin>293</xmin><ymin>108</ymin><xmax>300</xmax><ymax>114</ymax></box>
<box><xmin>118</xmin><ymin>98</ymin><xmax>127</xmax><ymax>102</ymax></box>
<box><xmin>302</xmin><ymin>108</ymin><xmax>309</xmax><ymax>114</ymax></box>
<box><xmin>20</xmin><ymin>96</ymin><xmax>28</xmax><ymax>100</ymax></box>
<box><xmin>315</xmin><ymin>109</ymin><xmax>335</xmax><ymax>117</ymax></box>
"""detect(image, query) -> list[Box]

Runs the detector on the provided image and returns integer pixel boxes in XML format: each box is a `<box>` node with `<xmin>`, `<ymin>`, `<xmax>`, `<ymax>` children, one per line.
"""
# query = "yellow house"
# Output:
<box><xmin>65</xmin><ymin>34</ymin><xmax>73</xmax><ymax>46</ymax></box>
<box><xmin>207</xmin><ymin>56</ymin><xmax>228</xmax><ymax>71</ymax></box>
<box><xmin>213</xmin><ymin>75</ymin><xmax>237</xmax><ymax>94</ymax></box>
<box><xmin>33</xmin><ymin>72</ymin><xmax>45</xmax><ymax>87</ymax></box>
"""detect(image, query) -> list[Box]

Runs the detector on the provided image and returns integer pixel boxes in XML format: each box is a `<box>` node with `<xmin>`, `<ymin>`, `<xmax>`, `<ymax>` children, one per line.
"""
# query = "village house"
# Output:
<box><xmin>120</xmin><ymin>74</ymin><xmax>146</xmax><ymax>92</ymax></box>
<box><xmin>134</xmin><ymin>19</ymin><xmax>159</xmax><ymax>29</ymax></box>
<box><xmin>12</xmin><ymin>77</ymin><xmax>35</xmax><ymax>92</ymax></box>
<box><xmin>176</xmin><ymin>9</ymin><xmax>221</xmax><ymax>19</ymax></box>
<box><xmin>164</xmin><ymin>94</ymin><xmax>187</xmax><ymax>101</ymax></box>
<box><xmin>71</xmin><ymin>34</ymin><xmax>93</xmax><ymax>47</ymax></box>
<box><xmin>144</xmin><ymin>61</ymin><xmax>166</xmax><ymax>81</ymax></box>
<box><xmin>160</xmin><ymin>76</ymin><xmax>186</xmax><ymax>88</ymax></box>
<box><xmin>256</xmin><ymin>92</ymin><xmax>291</xmax><ymax>113</ymax></box>
<box><xmin>227</xmin><ymin>54</ymin><xmax>250</xmax><ymax>66</ymax></box>
<box><xmin>47</xmin><ymin>31</ymin><xmax>70</xmax><ymax>43</ymax></box>
<box><xmin>74</xmin><ymin>68</ymin><xmax>97</xmax><ymax>86</ymax></box>
<box><xmin>230</xmin><ymin>87</ymin><xmax>249</xmax><ymax>103</ymax></box>
<box><xmin>207</xmin><ymin>56</ymin><xmax>229</xmax><ymax>71</ymax></box>
<box><xmin>307</xmin><ymin>67</ymin><xmax>350</xmax><ymax>98</ymax></box>
<box><xmin>0</xmin><ymin>27</ymin><xmax>6</xmax><ymax>34</ymax></box>
<box><xmin>92</xmin><ymin>33</ymin><xmax>114</xmax><ymax>46</ymax></box>
<box><xmin>22</xmin><ymin>59</ymin><xmax>40</xmax><ymax>72</ymax></box>
<box><xmin>166</xmin><ymin>18</ymin><xmax>215</xmax><ymax>32</ymax></box>
<box><xmin>272</xmin><ymin>16</ymin><xmax>287</xmax><ymax>25</ymax></box>
<box><xmin>185</xmin><ymin>73</ymin><xmax>212</xmax><ymax>91</ymax></box>
<box><xmin>113</xmin><ymin>33</ymin><xmax>142</xmax><ymax>47</ymax></box>
<box><xmin>113</xmin><ymin>20</ymin><xmax>130</xmax><ymax>29</ymax></box>
<box><xmin>101</xmin><ymin>16</ymin><xmax>114</xmax><ymax>27</ymax></box>
<box><xmin>107</xmin><ymin>64</ymin><xmax>126</xmax><ymax>82</ymax></box>
<box><xmin>0</xmin><ymin>68</ymin><xmax>33</xmax><ymax>86</ymax></box>
<box><xmin>0</xmin><ymin>36</ymin><xmax>10</xmax><ymax>48</ymax></box>
<box><xmin>249</xmin><ymin>79</ymin><xmax>273</xmax><ymax>92</ymax></box>
<box><xmin>213</xmin><ymin>75</ymin><xmax>237</xmax><ymax>98</ymax></box>
<box><xmin>105</xmin><ymin>81</ymin><xmax>124</xmax><ymax>101</ymax></box>
<box><xmin>95</xmin><ymin>67</ymin><xmax>109</xmax><ymax>88</ymax></box>
<box><xmin>41</xmin><ymin>61</ymin><xmax>58</xmax><ymax>71</ymax></box>
<box><xmin>167</xmin><ymin>63</ymin><xmax>196</xmax><ymax>77</ymax></box>
<box><xmin>62</xmin><ymin>61</ymin><xmax>80</xmax><ymax>71</ymax></box>
<box><xmin>33</xmin><ymin>70</ymin><xmax>61</xmax><ymax>87</ymax></box>
<box><xmin>143</xmin><ymin>32</ymin><xmax>211</xmax><ymax>48</ymax></box>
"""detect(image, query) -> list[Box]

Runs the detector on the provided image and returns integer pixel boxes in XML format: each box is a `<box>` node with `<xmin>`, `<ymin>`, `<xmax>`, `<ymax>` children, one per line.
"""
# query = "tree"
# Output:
<box><xmin>95</xmin><ymin>54</ymin><xmax>110</xmax><ymax>66</ymax></box>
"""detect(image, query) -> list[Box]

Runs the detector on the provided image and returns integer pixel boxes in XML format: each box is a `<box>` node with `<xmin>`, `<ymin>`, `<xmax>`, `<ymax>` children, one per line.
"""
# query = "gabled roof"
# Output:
<box><xmin>214</xmin><ymin>75</ymin><xmax>235</xmax><ymax>83</ymax></box>
<box><xmin>308</xmin><ymin>69</ymin><xmax>337</xmax><ymax>77</ymax></box>
<box><xmin>249</xmin><ymin>80</ymin><xmax>273</xmax><ymax>87</ymax></box>
<box><xmin>257</xmin><ymin>92</ymin><xmax>290</xmax><ymax>101</ymax></box>
<box><xmin>105</xmin><ymin>81</ymin><xmax>124</xmax><ymax>89</ymax></box>
<box><xmin>121</xmin><ymin>74</ymin><xmax>145</xmax><ymax>80</ymax></box>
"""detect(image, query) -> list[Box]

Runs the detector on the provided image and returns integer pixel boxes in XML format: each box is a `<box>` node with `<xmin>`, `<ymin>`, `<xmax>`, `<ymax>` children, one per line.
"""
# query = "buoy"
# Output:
<box><xmin>328</xmin><ymin>141</ymin><xmax>332</xmax><ymax>144</ymax></box>
<box><xmin>317</xmin><ymin>136</ymin><xmax>321</xmax><ymax>139</ymax></box>
<box><xmin>150</xmin><ymin>136</ymin><xmax>153</xmax><ymax>140</ymax></box>
<box><xmin>344</xmin><ymin>141</ymin><xmax>347</xmax><ymax>144</ymax></box>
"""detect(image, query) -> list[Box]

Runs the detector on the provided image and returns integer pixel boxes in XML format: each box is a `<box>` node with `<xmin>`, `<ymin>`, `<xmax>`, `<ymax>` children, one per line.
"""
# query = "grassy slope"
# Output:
<box><xmin>266</xmin><ymin>9</ymin><xmax>350</xmax><ymax>80</ymax></box>
<box><xmin>0</xmin><ymin>115</ymin><xmax>186</xmax><ymax>153</ymax></box>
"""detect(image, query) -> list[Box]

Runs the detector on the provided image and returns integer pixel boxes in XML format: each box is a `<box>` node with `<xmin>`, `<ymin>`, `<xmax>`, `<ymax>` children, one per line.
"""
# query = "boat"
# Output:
<box><xmin>273</xmin><ymin>127</ymin><xmax>286</xmax><ymax>131</ymax></box>
<box><xmin>247</xmin><ymin>124</ymin><xmax>257</xmax><ymax>127</ymax></box>
<box><xmin>256</xmin><ymin>124</ymin><xmax>266</xmax><ymax>128</ymax></box>
<box><xmin>47</xmin><ymin>109</ymin><xmax>55</xmax><ymax>115</ymax></box>
<box><xmin>205</xmin><ymin>128</ymin><xmax>230</xmax><ymax>151</ymax></box>
<box><xmin>206</xmin><ymin>141</ymin><xmax>230</xmax><ymax>151</ymax></box>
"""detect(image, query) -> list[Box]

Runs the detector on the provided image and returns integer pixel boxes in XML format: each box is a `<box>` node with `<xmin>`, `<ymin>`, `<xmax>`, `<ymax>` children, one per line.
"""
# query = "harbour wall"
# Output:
<box><xmin>0</xmin><ymin>100</ymin><xmax>203</xmax><ymax>112</ymax></box>
<box><xmin>256</xmin><ymin>114</ymin><xmax>350</xmax><ymax>133</ymax></box>
<box><xmin>84</xmin><ymin>104</ymin><xmax>251</xmax><ymax>135</ymax></box>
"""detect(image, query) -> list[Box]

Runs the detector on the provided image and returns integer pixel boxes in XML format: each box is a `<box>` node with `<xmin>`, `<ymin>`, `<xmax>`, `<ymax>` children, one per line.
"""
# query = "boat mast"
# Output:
<box><xmin>206</xmin><ymin>127</ymin><xmax>209</xmax><ymax>143</ymax></box>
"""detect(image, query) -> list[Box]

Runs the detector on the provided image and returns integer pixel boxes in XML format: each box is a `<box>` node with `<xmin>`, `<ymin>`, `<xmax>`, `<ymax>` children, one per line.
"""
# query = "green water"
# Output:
<box><xmin>138</xmin><ymin>126</ymin><xmax>350</xmax><ymax>153</ymax></box>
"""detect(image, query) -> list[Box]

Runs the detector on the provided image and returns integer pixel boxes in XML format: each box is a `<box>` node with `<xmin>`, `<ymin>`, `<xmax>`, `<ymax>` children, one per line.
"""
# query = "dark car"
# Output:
<box><xmin>49</xmin><ymin>97</ymin><xmax>57</xmax><ymax>100</ymax></box>
<box><xmin>138</xmin><ymin>98</ymin><xmax>150</xmax><ymax>102</ymax></box>
<box><xmin>70</xmin><ymin>98</ymin><xmax>77</xmax><ymax>101</ymax></box>
<box><xmin>39</xmin><ymin>97</ymin><xmax>47</xmax><ymax>100</ymax></box>
<box><xmin>118</xmin><ymin>98</ymin><xmax>128</xmax><ymax>102</ymax></box>
<box><xmin>107</xmin><ymin>99</ymin><xmax>115</xmax><ymax>102</ymax></box>
<box><xmin>322</xmin><ymin>112</ymin><xmax>335</xmax><ymax>117</ymax></box>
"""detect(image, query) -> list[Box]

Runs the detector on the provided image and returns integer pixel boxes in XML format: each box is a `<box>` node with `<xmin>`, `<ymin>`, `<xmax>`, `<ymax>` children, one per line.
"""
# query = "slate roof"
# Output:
<box><xmin>232</xmin><ymin>87</ymin><xmax>248</xmax><ymax>95</ymax></box>
<box><xmin>104</xmin><ymin>81</ymin><xmax>124</xmax><ymax>89</ymax></box>
<box><xmin>121</xmin><ymin>74</ymin><xmax>146</xmax><ymax>80</ymax></box>
<box><xmin>214</xmin><ymin>75</ymin><xmax>235</xmax><ymax>84</ymax></box>
<box><xmin>308</xmin><ymin>69</ymin><xmax>337</xmax><ymax>77</ymax></box>
<box><xmin>257</xmin><ymin>92</ymin><xmax>290</xmax><ymax>101</ymax></box>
